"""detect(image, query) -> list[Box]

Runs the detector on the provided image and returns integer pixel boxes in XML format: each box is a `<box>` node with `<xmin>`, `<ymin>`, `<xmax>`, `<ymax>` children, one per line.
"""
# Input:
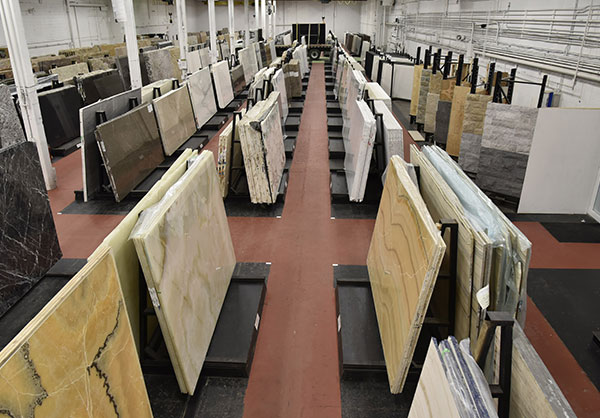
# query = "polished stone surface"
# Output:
<box><xmin>238</xmin><ymin>92</ymin><xmax>285</xmax><ymax>204</ymax></box>
<box><xmin>254</xmin><ymin>42</ymin><xmax>263</xmax><ymax>69</ymax></box>
<box><xmin>212</xmin><ymin>60</ymin><xmax>235</xmax><ymax>109</ymax></box>
<box><xmin>80</xmin><ymin>88</ymin><xmax>142</xmax><ymax>201</ymax></box>
<box><xmin>0</xmin><ymin>247</ymin><xmax>152</xmax><ymax>417</ymax></box>
<box><xmin>0</xmin><ymin>142</ymin><xmax>62</xmax><ymax>317</ymax></box>
<box><xmin>0</xmin><ymin>85</ymin><xmax>25</xmax><ymax>149</ymax></box>
<box><xmin>38</xmin><ymin>85</ymin><xmax>83</xmax><ymax>148</ymax></box>
<box><xmin>141</xmin><ymin>78</ymin><xmax>175</xmax><ymax>104</ymax></box>
<box><xmin>344</xmin><ymin>99</ymin><xmax>376</xmax><ymax>202</ymax></box>
<box><xmin>230</xmin><ymin>64</ymin><xmax>246</xmax><ymax>96</ymax></box>
<box><xmin>131</xmin><ymin>152</ymin><xmax>236</xmax><ymax>395</ymax></box>
<box><xmin>434</xmin><ymin>100</ymin><xmax>452</xmax><ymax>144</ymax></box>
<box><xmin>49</xmin><ymin>62</ymin><xmax>89</xmax><ymax>82</ymax></box>
<box><xmin>239</xmin><ymin>45</ymin><xmax>259</xmax><ymax>85</ymax></box>
<box><xmin>188</xmin><ymin>49</ymin><xmax>202</xmax><ymax>73</ymax></box>
<box><xmin>199</xmin><ymin>47</ymin><xmax>211</xmax><ymax>68</ymax></box>
<box><xmin>95</xmin><ymin>104</ymin><xmax>165</xmax><ymax>202</ymax></box>
<box><xmin>374</xmin><ymin>100</ymin><xmax>403</xmax><ymax>162</ymax></box>
<box><xmin>142</xmin><ymin>48</ymin><xmax>177</xmax><ymax>82</ymax></box>
<box><xmin>367</xmin><ymin>156</ymin><xmax>445</xmax><ymax>393</ymax></box>
<box><xmin>153</xmin><ymin>85</ymin><xmax>197</xmax><ymax>156</ymax></box>
<box><xmin>365</xmin><ymin>82</ymin><xmax>391</xmax><ymax>110</ymax></box>
<box><xmin>272</xmin><ymin>68</ymin><xmax>288</xmax><ymax>122</ymax></box>
<box><xmin>416</xmin><ymin>69</ymin><xmax>431</xmax><ymax>124</ymax></box>
<box><xmin>284</xmin><ymin>59</ymin><xmax>302</xmax><ymax>98</ymax></box>
<box><xmin>188</xmin><ymin>68</ymin><xmax>217</xmax><ymax>129</ymax></box>
<box><xmin>76</xmin><ymin>69</ymin><xmax>125</xmax><ymax>105</ymax></box>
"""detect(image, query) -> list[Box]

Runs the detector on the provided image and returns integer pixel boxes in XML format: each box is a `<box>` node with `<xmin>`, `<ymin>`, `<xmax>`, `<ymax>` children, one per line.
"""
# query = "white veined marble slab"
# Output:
<box><xmin>188</xmin><ymin>49</ymin><xmax>202</xmax><ymax>73</ymax></box>
<box><xmin>239</xmin><ymin>46</ymin><xmax>259</xmax><ymax>85</ymax></box>
<box><xmin>211</xmin><ymin>60</ymin><xmax>235</xmax><ymax>109</ymax></box>
<box><xmin>130</xmin><ymin>151</ymin><xmax>236</xmax><ymax>395</ymax></box>
<box><xmin>374</xmin><ymin>99</ymin><xmax>404</xmax><ymax>162</ymax></box>
<box><xmin>199</xmin><ymin>47</ymin><xmax>211</xmax><ymax>67</ymax></box>
<box><xmin>187</xmin><ymin>67</ymin><xmax>217</xmax><ymax>129</ymax></box>
<box><xmin>344</xmin><ymin>99</ymin><xmax>376</xmax><ymax>202</ymax></box>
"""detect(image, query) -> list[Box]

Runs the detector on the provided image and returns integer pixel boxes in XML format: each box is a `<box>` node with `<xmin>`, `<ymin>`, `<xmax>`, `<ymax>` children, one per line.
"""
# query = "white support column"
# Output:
<box><xmin>255</xmin><ymin>0</ymin><xmax>260</xmax><ymax>37</ymax></box>
<box><xmin>228</xmin><ymin>0</ymin><xmax>235</xmax><ymax>57</ymax></box>
<box><xmin>123</xmin><ymin>0</ymin><xmax>142</xmax><ymax>89</ymax></box>
<box><xmin>176</xmin><ymin>0</ymin><xmax>188</xmax><ymax>80</ymax></box>
<box><xmin>208</xmin><ymin>0</ymin><xmax>218</xmax><ymax>63</ymax></box>
<box><xmin>267</xmin><ymin>0</ymin><xmax>271</xmax><ymax>39</ymax></box>
<box><xmin>261</xmin><ymin>0</ymin><xmax>266</xmax><ymax>39</ymax></box>
<box><xmin>271</xmin><ymin>0</ymin><xmax>276</xmax><ymax>38</ymax></box>
<box><xmin>244</xmin><ymin>0</ymin><xmax>250</xmax><ymax>46</ymax></box>
<box><xmin>0</xmin><ymin>0</ymin><xmax>56</xmax><ymax>189</ymax></box>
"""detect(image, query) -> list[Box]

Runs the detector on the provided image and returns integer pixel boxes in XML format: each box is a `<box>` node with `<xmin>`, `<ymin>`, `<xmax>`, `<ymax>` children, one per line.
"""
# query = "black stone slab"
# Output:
<box><xmin>60</xmin><ymin>195</ymin><xmax>140</xmax><ymax>215</ymax></box>
<box><xmin>38</xmin><ymin>85</ymin><xmax>83</xmax><ymax>148</ymax></box>
<box><xmin>391</xmin><ymin>99</ymin><xmax>412</xmax><ymax>130</ymax></box>
<box><xmin>540</xmin><ymin>221</ymin><xmax>600</xmax><ymax>243</ymax></box>
<box><xmin>79</xmin><ymin>70</ymin><xmax>125</xmax><ymax>105</ymax></box>
<box><xmin>528</xmin><ymin>269</ymin><xmax>600</xmax><ymax>390</ymax></box>
<box><xmin>0</xmin><ymin>142</ymin><xmax>62</xmax><ymax>317</ymax></box>
<box><xmin>434</xmin><ymin>100</ymin><xmax>451</xmax><ymax>145</ymax></box>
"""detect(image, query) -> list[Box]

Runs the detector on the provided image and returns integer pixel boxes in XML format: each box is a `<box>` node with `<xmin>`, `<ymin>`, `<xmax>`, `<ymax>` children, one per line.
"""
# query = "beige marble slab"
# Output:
<box><xmin>153</xmin><ymin>85</ymin><xmax>197</xmax><ymax>156</ymax></box>
<box><xmin>0</xmin><ymin>247</ymin><xmax>152</xmax><ymax>417</ymax></box>
<box><xmin>131</xmin><ymin>151</ymin><xmax>236</xmax><ymax>395</ymax></box>
<box><xmin>212</xmin><ymin>60</ymin><xmax>235</xmax><ymax>108</ymax></box>
<box><xmin>49</xmin><ymin>62</ymin><xmax>89</xmax><ymax>83</ymax></box>
<box><xmin>367</xmin><ymin>156</ymin><xmax>446</xmax><ymax>393</ymax></box>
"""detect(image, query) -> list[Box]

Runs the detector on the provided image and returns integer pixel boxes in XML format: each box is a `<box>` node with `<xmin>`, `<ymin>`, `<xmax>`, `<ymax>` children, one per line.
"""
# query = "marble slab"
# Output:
<box><xmin>217</xmin><ymin>119</ymin><xmax>240</xmax><ymax>198</ymax></box>
<box><xmin>168</xmin><ymin>46</ymin><xmax>182</xmax><ymax>81</ymax></box>
<box><xmin>131</xmin><ymin>151</ymin><xmax>236</xmax><ymax>394</ymax></box>
<box><xmin>374</xmin><ymin>100</ymin><xmax>403</xmax><ymax>162</ymax></box>
<box><xmin>365</xmin><ymin>82</ymin><xmax>391</xmax><ymax>110</ymax></box>
<box><xmin>38</xmin><ymin>85</ymin><xmax>83</xmax><ymax>148</ymax></box>
<box><xmin>409</xmin><ymin>64</ymin><xmax>423</xmax><ymax>116</ymax></box>
<box><xmin>141</xmin><ymin>78</ymin><xmax>174</xmax><ymax>104</ymax></box>
<box><xmin>142</xmin><ymin>47</ymin><xmax>177</xmax><ymax>83</ymax></box>
<box><xmin>230</xmin><ymin>64</ymin><xmax>246</xmax><ymax>96</ymax></box>
<box><xmin>188</xmin><ymin>49</ymin><xmax>202</xmax><ymax>73</ymax></box>
<box><xmin>188</xmin><ymin>67</ymin><xmax>217</xmax><ymax>129</ymax></box>
<box><xmin>367</xmin><ymin>155</ymin><xmax>446</xmax><ymax>393</ymax></box>
<box><xmin>199</xmin><ymin>47</ymin><xmax>211</xmax><ymax>68</ymax></box>
<box><xmin>49</xmin><ymin>62</ymin><xmax>89</xmax><ymax>82</ymax></box>
<box><xmin>458</xmin><ymin>94</ymin><xmax>493</xmax><ymax>173</ymax></box>
<box><xmin>360</xmin><ymin>40</ymin><xmax>370</xmax><ymax>64</ymax></box>
<box><xmin>238</xmin><ymin>92</ymin><xmax>285</xmax><ymax>204</ymax></box>
<box><xmin>0</xmin><ymin>85</ymin><xmax>25</xmax><ymax>149</ymax></box>
<box><xmin>259</xmin><ymin>42</ymin><xmax>268</xmax><ymax>68</ymax></box>
<box><xmin>416</xmin><ymin>69</ymin><xmax>431</xmax><ymax>124</ymax></box>
<box><xmin>254</xmin><ymin>42</ymin><xmax>264</xmax><ymax>69</ymax></box>
<box><xmin>239</xmin><ymin>46</ymin><xmax>259</xmax><ymax>85</ymax></box>
<box><xmin>95</xmin><ymin>104</ymin><xmax>165</xmax><ymax>202</ymax></box>
<box><xmin>344</xmin><ymin>99</ymin><xmax>376</xmax><ymax>202</ymax></box>
<box><xmin>0</xmin><ymin>247</ymin><xmax>152</xmax><ymax>417</ymax></box>
<box><xmin>445</xmin><ymin>86</ymin><xmax>470</xmax><ymax>157</ymax></box>
<box><xmin>153</xmin><ymin>85</ymin><xmax>197</xmax><ymax>156</ymax></box>
<box><xmin>272</xmin><ymin>68</ymin><xmax>289</xmax><ymax>122</ymax></box>
<box><xmin>0</xmin><ymin>142</ymin><xmax>62</xmax><ymax>317</ymax></box>
<box><xmin>433</xmin><ymin>100</ymin><xmax>452</xmax><ymax>144</ymax></box>
<box><xmin>91</xmin><ymin>149</ymin><xmax>197</xmax><ymax>350</ymax></box>
<box><xmin>268</xmin><ymin>41</ymin><xmax>276</xmax><ymax>63</ymax></box>
<box><xmin>80</xmin><ymin>88</ymin><xmax>142</xmax><ymax>201</ymax></box>
<box><xmin>212</xmin><ymin>60</ymin><xmax>235</xmax><ymax>109</ymax></box>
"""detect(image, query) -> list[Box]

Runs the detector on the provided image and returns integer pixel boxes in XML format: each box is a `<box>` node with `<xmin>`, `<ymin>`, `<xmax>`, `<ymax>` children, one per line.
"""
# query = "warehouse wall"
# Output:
<box><xmin>361</xmin><ymin>0</ymin><xmax>600</xmax><ymax>108</ymax></box>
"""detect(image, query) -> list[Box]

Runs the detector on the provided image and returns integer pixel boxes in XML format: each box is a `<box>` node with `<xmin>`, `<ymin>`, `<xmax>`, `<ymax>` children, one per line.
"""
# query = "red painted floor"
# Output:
<box><xmin>47</xmin><ymin>62</ymin><xmax>599</xmax><ymax>417</ymax></box>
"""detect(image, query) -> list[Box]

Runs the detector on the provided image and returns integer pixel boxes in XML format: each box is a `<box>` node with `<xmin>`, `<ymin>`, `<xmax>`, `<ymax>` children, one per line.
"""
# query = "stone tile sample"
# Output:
<box><xmin>272</xmin><ymin>68</ymin><xmax>289</xmax><ymax>122</ymax></box>
<box><xmin>416</xmin><ymin>69</ymin><xmax>431</xmax><ymax>124</ymax></box>
<box><xmin>424</xmin><ymin>92</ymin><xmax>440</xmax><ymax>133</ymax></box>
<box><xmin>284</xmin><ymin>59</ymin><xmax>302</xmax><ymax>98</ymax></box>
<box><xmin>92</xmin><ymin>150</ymin><xmax>197</xmax><ymax>350</ymax></box>
<box><xmin>38</xmin><ymin>85</ymin><xmax>83</xmax><ymax>148</ymax></box>
<box><xmin>80</xmin><ymin>88</ymin><xmax>142</xmax><ymax>201</ymax></box>
<box><xmin>131</xmin><ymin>151</ymin><xmax>236</xmax><ymax>394</ymax></box>
<box><xmin>458</xmin><ymin>93</ymin><xmax>492</xmax><ymax>172</ymax></box>
<box><xmin>141</xmin><ymin>78</ymin><xmax>174</xmax><ymax>104</ymax></box>
<box><xmin>433</xmin><ymin>100</ymin><xmax>452</xmax><ymax>144</ymax></box>
<box><xmin>188</xmin><ymin>49</ymin><xmax>202</xmax><ymax>73</ymax></box>
<box><xmin>49</xmin><ymin>62</ymin><xmax>89</xmax><ymax>82</ymax></box>
<box><xmin>445</xmin><ymin>85</ymin><xmax>470</xmax><ymax>157</ymax></box>
<box><xmin>374</xmin><ymin>99</ymin><xmax>403</xmax><ymax>162</ymax></box>
<box><xmin>231</xmin><ymin>64</ymin><xmax>246</xmax><ymax>96</ymax></box>
<box><xmin>188</xmin><ymin>67</ymin><xmax>217</xmax><ymax>129</ymax></box>
<box><xmin>212</xmin><ymin>60</ymin><xmax>235</xmax><ymax>109</ymax></box>
<box><xmin>367</xmin><ymin>155</ymin><xmax>446</xmax><ymax>393</ymax></box>
<box><xmin>0</xmin><ymin>247</ymin><xmax>153</xmax><ymax>417</ymax></box>
<box><xmin>0</xmin><ymin>142</ymin><xmax>62</xmax><ymax>316</ymax></box>
<box><xmin>344</xmin><ymin>99</ymin><xmax>376</xmax><ymax>202</ymax></box>
<box><xmin>95</xmin><ymin>104</ymin><xmax>165</xmax><ymax>202</ymax></box>
<box><xmin>199</xmin><ymin>47</ymin><xmax>211</xmax><ymax>68</ymax></box>
<box><xmin>0</xmin><ymin>85</ymin><xmax>25</xmax><ymax>149</ymax></box>
<box><xmin>142</xmin><ymin>47</ymin><xmax>177</xmax><ymax>83</ymax></box>
<box><xmin>239</xmin><ymin>45</ymin><xmax>259</xmax><ymax>85</ymax></box>
<box><xmin>365</xmin><ymin>82</ymin><xmax>391</xmax><ymax>110</ymax></box>
<box><xmin>238</xmin><ymin>92</ymin><xmax>285</xmax><ymax>204</ymax></box>
<box><xmin>153</xmin><ymin>85</ymin><xmax>197</xmax><ymax>156</ymax></box>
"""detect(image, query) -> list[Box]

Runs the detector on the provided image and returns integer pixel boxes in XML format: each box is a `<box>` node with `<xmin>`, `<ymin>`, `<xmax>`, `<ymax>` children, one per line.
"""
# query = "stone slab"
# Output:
<box><xmin>416</xmin><ymin>69</ymin><xmax>431</xmax><ymax>124</ymax></box>
<box><xmin>142</xmin><ymin>48</ymin><xmax>177</xmax><ymax>83</ymax></box>
<box><xmin>0</xmin><ymin>85</ymin><xmax>25</xmax><ymax>149</ymax></box>
<box><xmin>409</xmin><ymin>64</ymin><xmax>423</xmax><ymax>116</ymax></box>
<box><xmin>188</xmin><ymin>67</ymin><xmax>217</xmax><ymax>129</ymax></box>
<box><xmin>365</xmin><ymin>82</ymin><xmax>391</xmax><ymax>110</ymax></box>
<box><xmin>344</xmin><ymin>99</ymin><xmax>376</xmax><ymax>202</ymax></box>
<box><xmin>476</xmin><ymin>147</ymin><xmax>529</xmax><ymax>198</ymax></box>
<box><xmin>424</xmin><ymin>92</ymin><xmax>439</xmax><ymax>134</ymax></box>
<box><xmin>374</xmin><ymin>99</ymin><xmax>403</xmax><ymax>162</ymax></box>
<box><xmin>49</xmin><ymin>62</ymin><xmax>89</xmax><ymax>82</ymax></box>
<box><xmin>433</xmin><ymin>100</ymin><xmax>452</xmax><ymax>144</ymax></box>
<box><xmin>212</xmin><ymin>60</ymin><xmax>235</xmax><ymax>109</ymax></box>
<box><xmin>38</xmin><ymin>85</ymin><xmax>82</xmax><ymax>148</ymax></box>
<box><xmin>188</xmin><ymin>49</ymin><xmax>202</xmax><ymax>73</ymax></box>
<box><xmin>445</xmin><ymin>86</ymin><xmax>470</xmax><ymax>157</ymax></box>
<box><xmin>239</xmin><ymin>46</ymin><xmax>259</xmax><ymax>85</ymax></box>
<box><xmin>153</xmin><ymin>85</ymin><xmax>197</xmax><ymax>156</ymax></box>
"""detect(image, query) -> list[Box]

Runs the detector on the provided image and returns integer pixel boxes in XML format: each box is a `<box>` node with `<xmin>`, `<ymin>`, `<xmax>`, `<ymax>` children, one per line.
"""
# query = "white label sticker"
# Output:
<box><xmin>337</xmin><ymin>315</ymin><xmax>341</xmax><ymax>332</ymax></box>
<box><xmin>148</xmin><ymin>288</ymin><xmax>160</xmax><ymax>309</ymax></box>
<box><xmin>254</xmin><ymin>313</ymin><xmax>260</xmax><ymax>330</ymax></box>
<box><xmin>476</xmin><ymin>285</ymin><xmax>490</xmax><ymax>310</ymax></box>
<box><xmin>147</xmin><ymin>104</ymin><xmax>153</xmax><ymax>112</ymax></box>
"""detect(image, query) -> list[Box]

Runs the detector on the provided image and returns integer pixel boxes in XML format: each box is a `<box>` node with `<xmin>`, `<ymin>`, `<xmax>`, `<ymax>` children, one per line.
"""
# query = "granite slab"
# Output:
<box><xmin>0</xmin><ymin>85</ymin><xmax>25</xmax><ymax>149</ymax></box>
<box><xmin>77</xmin><ymin>69</ymin><xmax>124</xmax><ymax>105</ymax></box>
<box><xmin>95</xmin><ymin>104</ymin><xmax>165</xmax><ymax>202</ymax></box>
<box><xmin>0</xmin><ymin>142</ymin><xmax>62</xmax><ymax>317</ymax></box>
<box><xmin>187</xmin><ymin>67</ymin><xmax>217</xmax><ymax>129</ymax></box>
<box><xmin>367</xmin><ymin>155</ymin><xmax>445</xmax><ymax>393</ymax></box>
<box><xmin>142</xmin><ymin>47</ymin><xmax>177</xmax><ymax>83</ymax></box>
<box><xmin>153</xmin><ymin>85</ymin><xmax>197</xmax><ymax>156</ymax></box>
<box><xmin>49</xmin><ymin>62</ymin><xmax>89</xmax><ymax>82</ymax></box>
<box><xmin>259</xmin><ymin>42</ymin><xmax>267</xmax><ymax>68</ymax></box>
<box><xmin>374</xmin><ymin>100</ymin><xmax>403</xmax><ymax>162</ymax></box>
<box><xmin>88</xmin><ymin>56</ymin><xmax>115</xmax><ymax>71</ymax></box>
<box><xmin>80</xmin><ymin>88</ymin><xmax>142</xmax><ymax>201</ymax></box>
<box><xmin>344</xmin><ymin>99</ymin><xmax>376</xmax><ymax>202</ymax></box>
<box><xmin>0</xmin><ymin>247</ymin><xmax>152</xmax><ymax>417</ymax></box>
<box><xmin>239</xmin><ymin>46</ymin><xmax>259</xmax><ymax>85</ymax></box>
<box><xmin>212</xmin><ymin>60</ymin><xmax>235</xmax><ymax>109</ymax></box>
<box><xmin>433</xmin><ymin>100</ymin><xmax>451</xmax><ymax>144</ymax></box>
<box><xmin>38</xmin><ymin>85</ymin><xmax>83</xmax><ymax>148</ymax></box>
<box><xmin>131</xmin><ymin>151</ymin><xmax>236</xmax><ymax>394</ymax></box>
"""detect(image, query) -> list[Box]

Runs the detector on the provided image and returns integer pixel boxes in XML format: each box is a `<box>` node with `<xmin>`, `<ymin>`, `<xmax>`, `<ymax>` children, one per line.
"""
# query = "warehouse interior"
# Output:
<box><xmin>0</xmin><ymin>0</ymin><xmax>598</xmax><ymax>417</ymax></box>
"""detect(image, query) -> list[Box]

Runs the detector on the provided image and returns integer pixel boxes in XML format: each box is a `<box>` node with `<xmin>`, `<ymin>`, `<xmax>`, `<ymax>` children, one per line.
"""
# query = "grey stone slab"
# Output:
<box><xmin>458</xmin><ymin>133</ymin><xmax>483</xmax><ymax>173</ymax></box>
<box><xmin>80</xmin><ymin>88</ymin><xmax>142</xmax><ymax>201</ymax></box>
<box><xmin>481</xmin><ymin>102</ymin><xmax>538</xmax><ymax>154</ymax></box>
<box><xmin>476</xmin><ymin>147</ymin><xmax>528</xmax><ymax>198</ymax></box>
<box><xmin>0</xmin><ymin>85</ymin><xmax>25</xmax><ymax>149</ymax></box>
<box><xmin>153</xmin><ymin>85</ymin><xmax>197</xmax><ymax>156</ymax></box>
<box><xmin>416</xmin><ymin>69</ymin><xmax>431</xmax><ymax>124</ymax></box>
<box><xmin>0</xmin><ymin>142</ymin><xmax>62</xmax><ymax>316</ymax></box>
<box><xmin>434</xmin><ymin>100</ymin><xmax>452</xmax><ymax>144</ymax></box>
<box><xmin>142</xmin><ymin>48</ymin><xmax>177</xmax><ymax>83</ymax></box>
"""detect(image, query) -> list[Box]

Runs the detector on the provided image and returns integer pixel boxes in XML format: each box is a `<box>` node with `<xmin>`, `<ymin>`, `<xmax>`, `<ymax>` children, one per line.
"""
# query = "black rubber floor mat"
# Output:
<box><xmin>542</xmin><ymin>221</ymin><xmax>600</xmax><ymax>243</ymax></box>
<box><xmin>528</xmin><ymin>268</ymin><xmax>600</xmax><ymax>390</ymax></box>
<box><xmin>341</xmin><ymin>374</ymin><xmax>415</xmax><ymax>418</ymax></box>
<box><xmin>60</xmin><ymin>196</ymin><xmax>140</xmax><ymax>215</ymax></box>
